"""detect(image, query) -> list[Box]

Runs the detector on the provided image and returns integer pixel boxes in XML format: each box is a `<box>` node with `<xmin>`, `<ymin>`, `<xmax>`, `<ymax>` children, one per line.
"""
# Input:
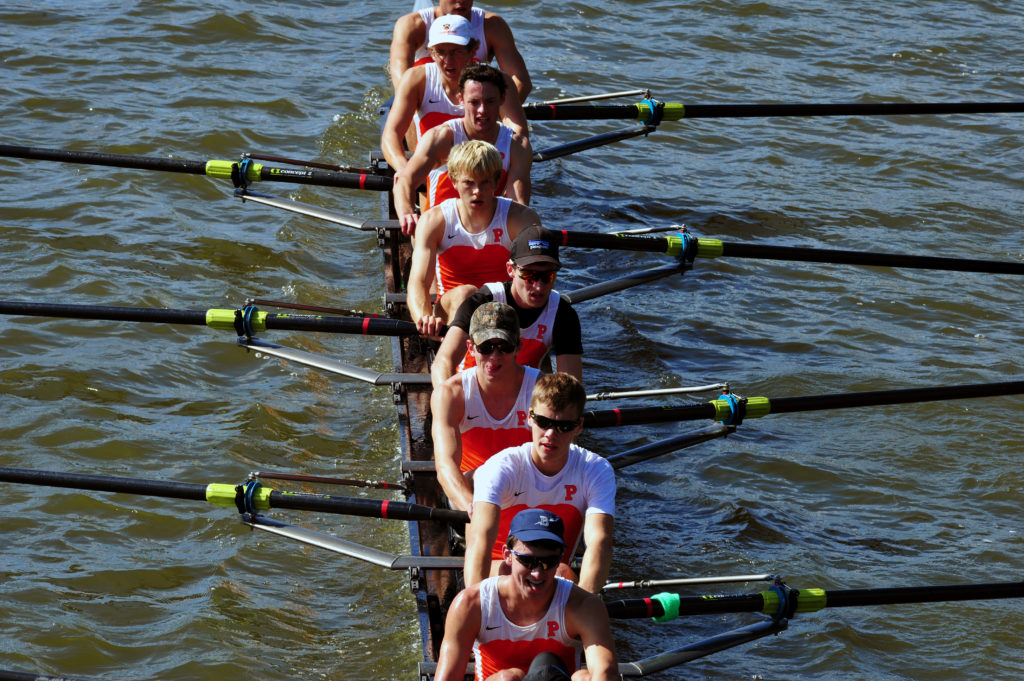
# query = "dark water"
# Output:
<box><xmin>1</xmin><ymin>2</ymin><xmax>1021</xmax><ymax>680</ymax></box>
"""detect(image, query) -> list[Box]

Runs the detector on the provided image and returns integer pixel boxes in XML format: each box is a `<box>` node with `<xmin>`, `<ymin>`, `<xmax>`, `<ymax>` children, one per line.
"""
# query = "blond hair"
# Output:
<box><xmin>447</xmin><ymin>140</ymin><xmax>502</xmax><ymax>183</ymax></box>
<box><xmin>530</xmin><ymin>372</ymin><xmax>586</xmax><ymax>421</ymax></box>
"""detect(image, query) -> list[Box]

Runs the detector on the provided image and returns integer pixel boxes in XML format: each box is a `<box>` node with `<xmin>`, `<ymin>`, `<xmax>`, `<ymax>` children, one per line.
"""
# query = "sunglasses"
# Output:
<box><xmin>511</xmin><ymin>549</ymin><xmax>561</xmax><ymax>572</ymax></box>
<box><xmin>529</xmin><ymin>409</ymin><xmax>580</xmax><ymax>433</ymax></box>
<box><xmin>515</xmin><ymin>267</ymin><xmax>557</xmax><ymax>285</ymax></box>
<box><xmin>474</xmin><ymin>339</ymin><xmax>516</xmax><ymax>355</ymax></box>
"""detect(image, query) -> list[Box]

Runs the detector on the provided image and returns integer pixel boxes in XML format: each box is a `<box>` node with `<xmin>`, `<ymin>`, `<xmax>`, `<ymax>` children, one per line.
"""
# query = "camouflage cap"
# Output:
<box><xmin>468</xmin><ymin>301</ymin><xmax>519</xmax><ymax>346</ymax></box>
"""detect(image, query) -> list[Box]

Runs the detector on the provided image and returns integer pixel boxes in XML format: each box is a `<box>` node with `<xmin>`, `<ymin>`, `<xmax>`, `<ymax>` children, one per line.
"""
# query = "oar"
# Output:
<box><xmin>524</xmin><ymin>99</ymin><xmax>1024</xmax><ymax>123</ymax></box>
<box><xmin>605</xmin><ymin>579</ymin><xmax>1024</xmax><ymax>620</ymax></box>
<box><xmin>0</xmin><ymin>467</ymin><xmax>468</xmax><ymax>523</ymax></box>
<box><xmin>582</xmin><ymin>380</ymin><xmax>1024</xmax><ymax>428</ymax></box>
<box><xmin>557</xmin><ymin>230</ymin><xmax>1024</xmax><ymax>276</ymax></box>
<box><xmin>0</xmin><ymin>144</ymin><xmax>393</xmax><ymax>191</ymax></box>
<box><xmin>0</xmin><ymin>300</ymin><xmax>420</xmax><ymax>337</ymax></box>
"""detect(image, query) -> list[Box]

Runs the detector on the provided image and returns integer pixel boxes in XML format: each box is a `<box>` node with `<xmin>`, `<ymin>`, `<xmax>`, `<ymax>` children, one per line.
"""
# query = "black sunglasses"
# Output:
<box><xmin>511</xmin><ymin>549</ymin><xmax>560</xmax><ymax>572</ymax></box>
<box><xmin>529</xmin><ymin>409</ymin><xmax>580</xmax><ymax>433</ymax></box>
<box><xmin>475</xmin><ymin>339</ymin><xmax>516</xmax><ymax>355</ymax></box>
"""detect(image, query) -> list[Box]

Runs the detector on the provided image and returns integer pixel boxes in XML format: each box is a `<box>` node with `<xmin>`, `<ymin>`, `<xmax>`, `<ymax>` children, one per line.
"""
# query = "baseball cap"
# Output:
<box><xmin>510</xmin><ymin>225</ymin><xmax>560</xmax><ymax>268</ymax></box>
<box><xmin>509</xmin><ymin>509</ymin><xmax>566</xmax><ymax>546</ymax></box>
<box><xmin>468</xmin><ymin>301</ymin><xmax>519</xmax><ymax>346</ymax></box>
<box><xmin>428</xmin><ymin>14</ymin><xmax>472</xmax><ymax>48</ymax></box>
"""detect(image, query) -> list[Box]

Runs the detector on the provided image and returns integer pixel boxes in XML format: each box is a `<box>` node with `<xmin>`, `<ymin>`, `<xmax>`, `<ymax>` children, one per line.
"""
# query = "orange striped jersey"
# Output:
<box><xmin>427</xmin><ymin>119</ymin><xmax>513</xmax><ymax>209</ymax></box>
<box><xmin>461</xmin><ymin>282</ymin><xmax>559</xmax><ymax>372</ymax></box>
<box><xmin>458</xmin><ymin>366</ymin><xmax>539</xmax><ymax>473</ymax></box>
<box><xmin>413</xmin><ymin>63</ymin><xmax>464</xmax><ymax>139</ymax></box>
<box><xmin>435</xmin><ymin>197</ymin><xmax>513</xmax><ymax>296</ymax></box>
<box><xmin>473</xmin><ymin>576</ymin><xmax>581</xmax><ymax>681</ymax></box>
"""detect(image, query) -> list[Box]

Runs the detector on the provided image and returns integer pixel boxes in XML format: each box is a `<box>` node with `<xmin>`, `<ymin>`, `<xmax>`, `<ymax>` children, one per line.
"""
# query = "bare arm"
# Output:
<box><xmin>464</xmin><ymin>501</ymin><xmax>501</xmax><ymax>587</ymax></box>
<box><xmin>381</xmin><ymin>67</ymin><xmax>426</xmax><ymax>174</ymax></box>
<box><xmin>389</xmin><ymin>12</ymin><xmax>425</xmax><ymax>91</ymax></box>
<box><xmin>567</xmin><ymin>591</ymin><xmax>621</xmax><ymax>681</ymax></box>
<box><xmin>407</xmin><ymin>208</ymin><xmax>445</xmax><ymax>335</ymax></box>
<box><xmin>394</xmin><ymin>125</ymin><xmax>452</xmax><ymax>234</ymax></box>
<box><xmin>505</xmin><ymin>202</ymin><xmax>542</xmax><ymax>243</ymax></box>
<box><xmin>485</xmin><ymin>14</ymin><xmax>532</xmax><ymax>101</ymax></box>
<box><xmin>433</xmin><ymin>588</ymin><xmax>482</xmax><ymax>681</ymax></box>
<box><xmin>577</xmin><ymin>513</ymin><xmax>614</xmax><ymax>594</ymax></box>
<box><xmin>553</xmin><ymin>353</ymin><xmax>583</xmax><ymax>383</ymax></box>
<box><xmin>432</xmin><ymin>326</ymin><xmax>470</xmax><ymax>389</ymax></box>
<box><xmin>430</xmin><ymin>378</ymin><xmax>474</xmax><ymax>512</ymax></box>
<box><xmin>499</xmin><ymin>72</ymin><xmax>528</xmax><ymax>136</ymax></box>
<box><xmin>504</xmin><ymin>133</ymin><xmax>533</xmax><ymax>205</ymax></box>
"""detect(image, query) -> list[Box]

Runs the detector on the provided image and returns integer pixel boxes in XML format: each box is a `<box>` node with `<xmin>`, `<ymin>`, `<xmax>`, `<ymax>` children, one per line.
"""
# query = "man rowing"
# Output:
<box><xmin>394</xmin><ymin>63</ymin><xmax>533</xmax><ymax>237</ymax></box>
<box><xmin>389</xmin><ymin>1</ymin><xmax>531</xmax><ymax>103</ymax></box>
<box><xmin>382</xmin><ymin>13</ymin><xmax>527</xmax><ymax>176</ymax></box>
<box><xmin>407</xmin><ymin>139</ymin><xmax>541</xmax><ymax>338</ymax></box>
<box><xmin>434</xmin><ymin>509</ymin><xmax>621</xmax><ymax>681</ymax></box>
<box><xmin>465</xmin><ymin>373</ymin><xmax>615</xmax><ymax>594</ymax></box>
<box><xmin>431</xmin><ymin>225</ymin><xmax>583</xmax><ymax>388</ymax></box>
<box><xmin>431</xmin><ymin>302</ymin><xmax>538</xmax><ymax>513</ymax></box>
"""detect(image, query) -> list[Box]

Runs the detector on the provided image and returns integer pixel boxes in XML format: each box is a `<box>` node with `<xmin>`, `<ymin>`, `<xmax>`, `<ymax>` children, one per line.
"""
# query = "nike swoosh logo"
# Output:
<box><xmin>513</xmin><ymin>491</ymin><xmax>524</xmax><ymax>497</ymax></box>
<box><xmin>428</xmin><ymin>98</ymin><xmax>441</xmax><ymax>103</ymax></box>
<box><xmin>467</xmin><ymin>415</ymin><xmax>479</xmax><ymax>420</ymax></box>
<box><xmin>446</xmin><ymin>232</ymin><xmax>457</xmax><ymax>239</ymax></box>
<box><xmin>485</xmin><ymin>625</ymin><xmax>499</xmax><ymax>630</ymax></box>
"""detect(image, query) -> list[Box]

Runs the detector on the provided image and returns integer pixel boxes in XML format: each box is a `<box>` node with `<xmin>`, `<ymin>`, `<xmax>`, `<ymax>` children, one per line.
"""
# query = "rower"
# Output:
<box><xmin>433</xmin><ymin>509</ymin><xmax>621</xmax><ymax>681</ymax></box>
<box><xmin>393</xmin><ymin>63</ymin><xmax>533</xmax><ymax>237</ymax></box>
<box><xmin>430</xmin><ymin>225</ymin><xmax>583</xmax><ymax>389</ymax></box>
<box><xmin>465</xmin><ymin>373</ymin><xmax>615</xmax><ymax>594</ymax></box>
<box><xmin>382</xmin><ymin>13</ymin><xmax>527</xmax><ymax>176</ymax></box>
<box><xmin>407</xmin><ymin>139</ymin><xmax>541</xmax><ymax>338</ymax></box>
<box><xmin>389</xmin><ymin>1</ymin><xmax>531</xmax><ymax>103</ymax></box>
<box><xmin>431</xmin><ymin>302</ymin><xmax>538</xmax><ymax>512</ymax></box>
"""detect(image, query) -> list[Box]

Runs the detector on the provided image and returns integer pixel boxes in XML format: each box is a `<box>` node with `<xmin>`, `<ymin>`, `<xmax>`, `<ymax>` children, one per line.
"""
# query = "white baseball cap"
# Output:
<box><xmin>428</xmin><ymin>14</ymin><xmax>472</xmax><ymax>48</ymax></box>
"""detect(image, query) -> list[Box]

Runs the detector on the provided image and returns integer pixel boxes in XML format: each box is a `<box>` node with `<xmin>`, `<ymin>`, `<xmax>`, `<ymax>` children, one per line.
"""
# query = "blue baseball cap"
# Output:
<box><xmin>509</xmin><ymin>509</ymin><xmax>565</xmax><ymax>546</ymax></box>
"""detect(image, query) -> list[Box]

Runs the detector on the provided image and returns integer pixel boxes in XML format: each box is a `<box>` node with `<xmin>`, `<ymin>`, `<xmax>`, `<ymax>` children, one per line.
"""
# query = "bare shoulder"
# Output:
<box><xmin>565</xmin><ymin>584</ymin><xmax>610</xmax><ymax>632</ymax></box>
<box><xmin>433</xmin><ymin>371</ymin><xmax>466</xmax><ymax>410</ymax></box>
<box><xmin>508</xmin><ymin>201</ymin><xmax>541</xmax><ymax>225</ymax></box>
<box><xmin>393</xmin><ymin>10</ymin><xmax>427</xmax><ymax>39</ymax></box>
<box><xmin>416</xmin><ymin>205</ymin><xmax>447</xmax><ymax>245</ymax></box>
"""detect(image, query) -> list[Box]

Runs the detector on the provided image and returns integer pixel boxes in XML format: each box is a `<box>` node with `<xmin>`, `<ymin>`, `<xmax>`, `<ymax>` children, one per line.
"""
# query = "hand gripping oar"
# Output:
<box><xmin>582</xmin><ymin>380</ymin><xmax>1024</xmax><ymax>428</ymax></box>
<box><xmin>0</xmin><ymin>144</ymin><xmax>393</xmax><ymax>191</ymax></box>
<box><xmin>557</xmin><ymin>230</ymin><xmax>1024</xmax><ymax>276</ymax></box>
<box><xmin>0</xmin><ymin>467</ymin><xmax>468</xmax><ymax>524</ymax></box>
<box><xmin>0</xmin><ymin>300</ymin><xmax>421</xmax><ymax>338</ymax></box>
<box><xmin>524</xmin><ymin>99</ymin><xmax>1024</xmax><ymax>123</ymax></box>
<box><xmin>605</xmin><ymin>579</ymin><xmax>1024</xmax><ymax>620</ymax></box>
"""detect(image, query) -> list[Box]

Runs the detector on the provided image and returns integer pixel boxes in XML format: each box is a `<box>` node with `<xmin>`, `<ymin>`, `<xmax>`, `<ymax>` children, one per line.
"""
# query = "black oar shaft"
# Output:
<box><xmin>0</xmin><ymin>143</ymin><xmax>208</xmax><ymax>174</ymax></box>
<box><xmin>559</xmin><ymin>231</ymin><xmax>671</xmax><ymax>254</ymax></box>
<box><xmin>720</xmin><ymin>242</ymin><xmax>1024</xmax><ymax>275</ymax></box>
<box><xmin>0</xmin><ymin>467</ymin><xmax>208</xmax><ymax>502</ymax></box>
<box><xmin>675</xmin><ymin>101</ymin><xmax>1024</xmax><ymax>119</ymax></box>
<box><xmin>266</xmin><ymin>491</ymin><xmax>467</xmax><ymax>523</ymax></box>
<box><xmin>263</xmin><ymin>314</ymin><xmax>418</xmax><ymax>336</ymax></box>
<box><xmin>583</xmin><ymin>380</ymin><xmax>1024</xmax><ymax>427</ymax></box>
<box><xmin>0</xmin><ymin>467</ymin><xmax>469</xmax><ymax>523</ymax></box>
<box><xmin>826</xmin><ymin>581</ymin><xmax>1024</xmax><ymax>609</ymax></box>
<box><xmin>523</xmin><ymin>100</ymin><xmax>1024</xmax><ymax>122</ymax></box>
<box><xmin>0</xmin><ymin>144</ymin><xmax>392</xmax><ymax>191</ymax></box>
<box><xmin>0</xmin><ymin>300</ymin><xmax>420</xmax><ymax>337</ymax></box>
<box><xmin>768</xmin><ymin>380</ymin><xmax>1024</xmax><ymax>416</ymax></box>
<box><xmin>0</xmin><ymin>300</ymin><xmax>208</xmax><ymax>325</ymax></box>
